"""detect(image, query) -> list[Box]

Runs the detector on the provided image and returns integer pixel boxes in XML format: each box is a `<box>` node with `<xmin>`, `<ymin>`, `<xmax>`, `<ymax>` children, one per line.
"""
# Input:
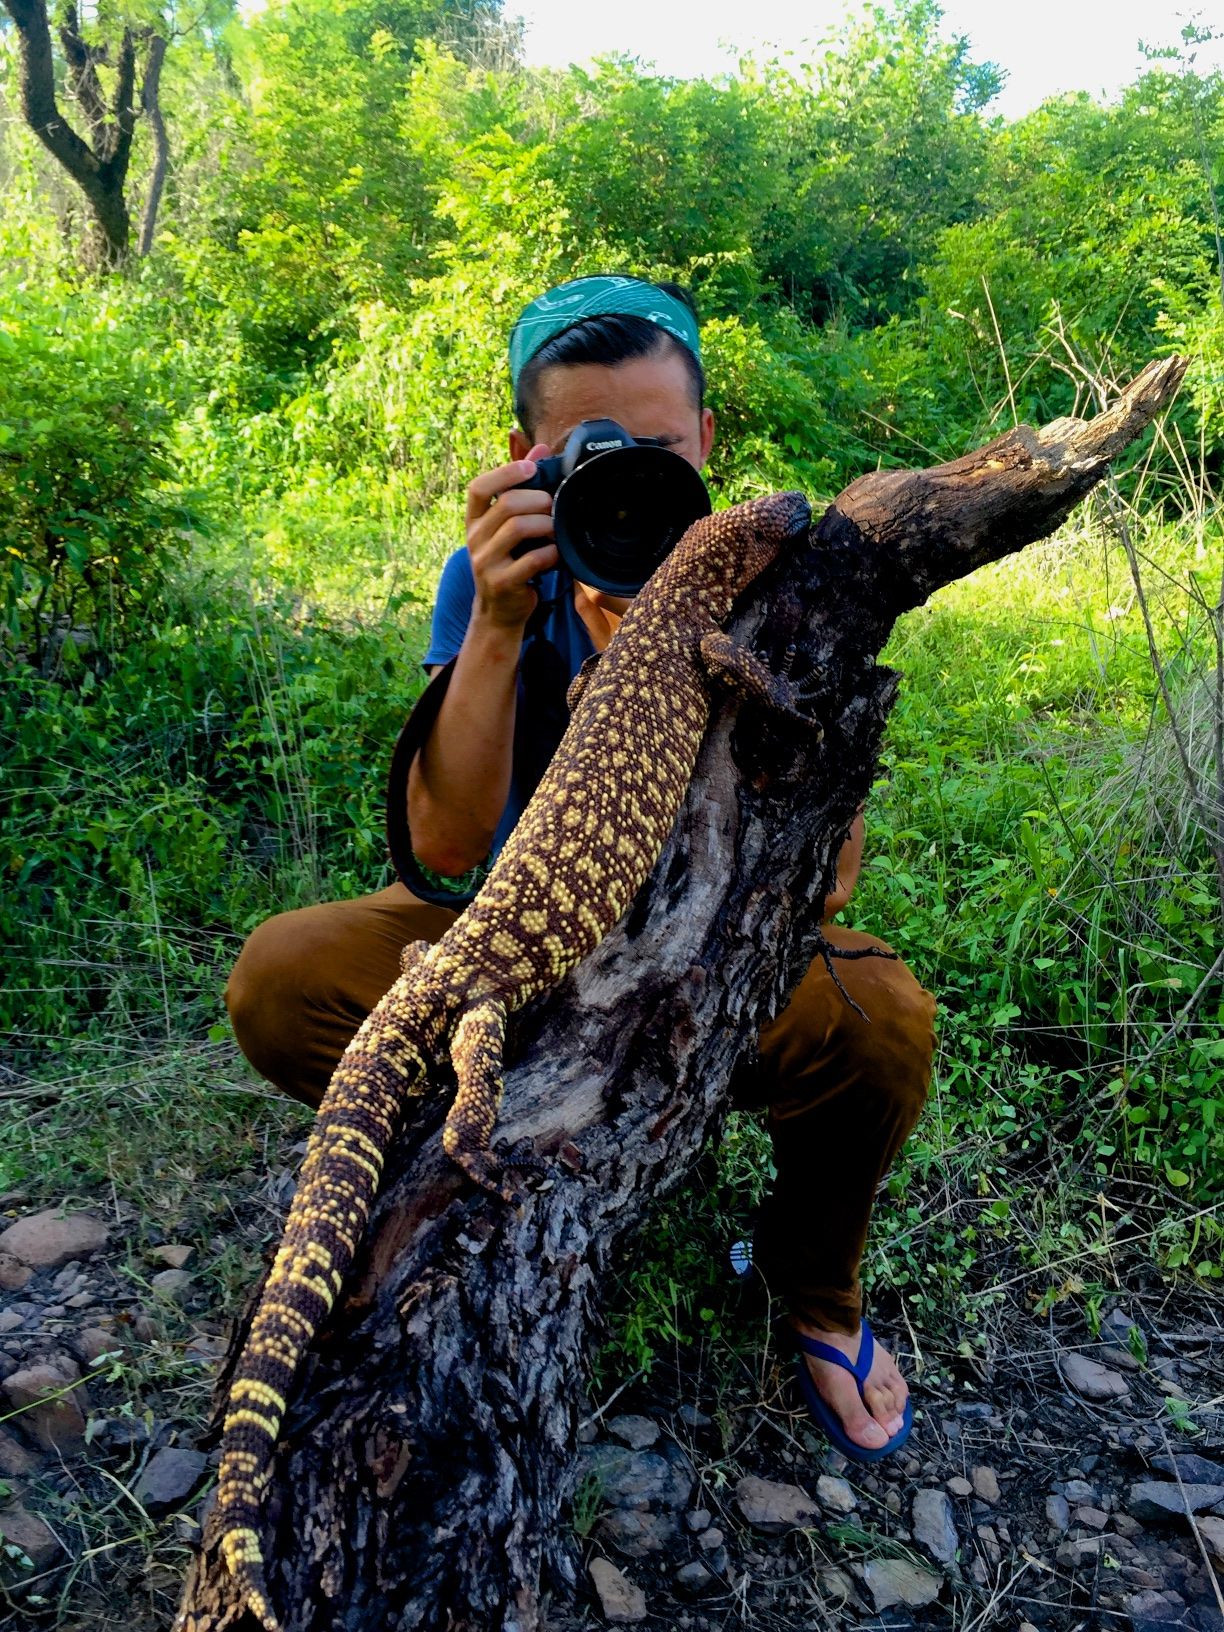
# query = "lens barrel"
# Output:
<box><xmin>552</xmin><ymin>446</ymin><xmax>711</xmax><ymax>595</ymax></box>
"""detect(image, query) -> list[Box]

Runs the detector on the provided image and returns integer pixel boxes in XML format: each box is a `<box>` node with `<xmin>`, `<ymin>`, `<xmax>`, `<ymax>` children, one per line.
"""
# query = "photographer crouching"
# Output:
<box><xmin>225</xmin><ymin>273</ymin><xmax>935</xmax><ymax>1462</ymax></box>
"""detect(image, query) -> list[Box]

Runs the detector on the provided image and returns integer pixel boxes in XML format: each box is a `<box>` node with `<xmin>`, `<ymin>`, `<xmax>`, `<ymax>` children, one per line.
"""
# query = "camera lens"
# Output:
<box><xmin>553</xmin><ymin>447</ymin><xmax>711</xmax><ymax>596</ymax></box>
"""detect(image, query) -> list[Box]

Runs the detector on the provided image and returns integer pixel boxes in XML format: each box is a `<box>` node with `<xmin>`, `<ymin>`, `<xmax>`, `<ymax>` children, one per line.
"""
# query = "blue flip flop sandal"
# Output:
<box><xmin>795</xmin><ymin>1320</ymin><xmax>914</xmax><ymax>1465</ymax></box>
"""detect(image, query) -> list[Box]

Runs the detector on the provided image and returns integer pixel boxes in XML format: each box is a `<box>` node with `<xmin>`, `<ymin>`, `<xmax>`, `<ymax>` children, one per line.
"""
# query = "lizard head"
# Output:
<box><xmin>716</xmin><ymin>490</ymin><xmax>813</xmax><ymax>595</ymax></box>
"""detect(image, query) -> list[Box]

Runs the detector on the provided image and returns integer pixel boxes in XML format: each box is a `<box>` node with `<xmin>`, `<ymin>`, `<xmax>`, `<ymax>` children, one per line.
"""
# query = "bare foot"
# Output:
<box><xmin>795</xmin><ymin>1322</ymin><xmax>908</xmax><ymax>1453</ymax></box>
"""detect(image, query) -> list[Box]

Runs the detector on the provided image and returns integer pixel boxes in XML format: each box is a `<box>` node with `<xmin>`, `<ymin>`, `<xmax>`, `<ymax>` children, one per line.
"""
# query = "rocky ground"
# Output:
<box><xmin>0</xmin><ymin>1190</ymin><xmax>1221</xmax><ymax>1632</ymax></box>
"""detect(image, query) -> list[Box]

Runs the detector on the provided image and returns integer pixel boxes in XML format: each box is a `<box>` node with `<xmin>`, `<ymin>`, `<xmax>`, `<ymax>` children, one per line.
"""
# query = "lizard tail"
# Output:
<box><xmin>215</xmin><ymin>990</ymin><xmax>434</xmax><ymax>1629</ymax></box>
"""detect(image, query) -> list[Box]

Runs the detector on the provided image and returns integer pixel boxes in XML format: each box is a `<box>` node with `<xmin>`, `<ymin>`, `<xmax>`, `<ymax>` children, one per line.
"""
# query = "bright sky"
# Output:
<box><xmin>513</xmin><ymin>0</ymin><xmax>1223</xmax><ymax>120</ymax></box>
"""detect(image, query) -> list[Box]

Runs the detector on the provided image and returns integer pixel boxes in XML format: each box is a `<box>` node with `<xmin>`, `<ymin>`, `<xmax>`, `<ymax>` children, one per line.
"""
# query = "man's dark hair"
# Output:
<box><xmin>513</xmin><ymin>280</ymin><xmax>705</xmax><ymax>440</ymax></box>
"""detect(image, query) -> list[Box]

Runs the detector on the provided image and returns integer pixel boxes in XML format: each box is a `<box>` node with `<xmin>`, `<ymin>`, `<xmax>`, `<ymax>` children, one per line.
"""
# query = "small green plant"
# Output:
<box><xmin>570</xmin><ymin>1472</ymin><xmax>605</xmax><ymax>1539</ymax></box>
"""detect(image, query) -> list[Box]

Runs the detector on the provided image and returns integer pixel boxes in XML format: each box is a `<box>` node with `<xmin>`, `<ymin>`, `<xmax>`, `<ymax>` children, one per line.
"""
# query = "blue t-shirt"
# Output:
<box><xmin>422</xmin><ymin>548</ymin><xmax>597</xmax><ymax>861</ymax></box>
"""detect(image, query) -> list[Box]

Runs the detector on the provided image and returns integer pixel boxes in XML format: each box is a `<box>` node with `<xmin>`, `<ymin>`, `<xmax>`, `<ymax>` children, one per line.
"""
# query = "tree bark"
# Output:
<box><xmin>139</xmin><ymin>33</ymin><xmax>170</xmax><ymax>257</ymax></box>
<box><xmin>175</xmin><ymin>359</ymin><xmax>1186</xmax><ymax>1632</ymax></box>
<box><xmin>3</xmin><ymin>0</ymin><xmax>162</xmax><ymax>267</ymax></box>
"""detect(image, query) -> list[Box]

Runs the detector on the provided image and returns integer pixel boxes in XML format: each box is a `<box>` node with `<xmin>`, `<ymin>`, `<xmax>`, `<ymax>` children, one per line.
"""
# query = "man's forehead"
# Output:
<box><xmin>531</xmin><ymin>355</ymin><xmax>700</xmax><ymax>446</ymax></box>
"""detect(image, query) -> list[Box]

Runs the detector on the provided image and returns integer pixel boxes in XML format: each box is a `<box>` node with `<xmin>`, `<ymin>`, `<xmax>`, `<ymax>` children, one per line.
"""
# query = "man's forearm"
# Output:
<box><xmin>407</xmin><ymin>617</ymin><xmax>522</xmax><ymax>875</ymax></box>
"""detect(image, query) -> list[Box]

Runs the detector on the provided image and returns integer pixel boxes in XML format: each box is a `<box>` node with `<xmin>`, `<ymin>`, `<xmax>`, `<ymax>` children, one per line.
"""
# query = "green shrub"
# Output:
<box><xmin>1</xmin><ymin>596</ymin><xmax>430</xmax><ymax>1049</ymax></box>
<box><xmin>0</xmin><ymin>283</ymin><xmax>199</xmax><ymax>671</ymax></box>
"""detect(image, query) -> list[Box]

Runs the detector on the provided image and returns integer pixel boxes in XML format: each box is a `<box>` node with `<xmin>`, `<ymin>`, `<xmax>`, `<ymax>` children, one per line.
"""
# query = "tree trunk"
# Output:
<box><xmin>175</xmin><ymin>359</ymin><xmax>1186</xmax><ymax>1632</ymax></box>
<box><xmin>2</xmin><ymin>0</ymin><xmax>153</xmax><ymax>268</ymax></box>
<box><xmin>138</xmin><ymin>34</ymin><xmax>170</xmax><ymax>257</ymax></box>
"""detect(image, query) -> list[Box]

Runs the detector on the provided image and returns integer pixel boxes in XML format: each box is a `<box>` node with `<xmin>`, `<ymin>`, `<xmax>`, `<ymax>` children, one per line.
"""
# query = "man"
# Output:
<box><xmin>225</xmin><ymin>274</ymin><xmax>935</xmax><ymax>1461</ymax></box>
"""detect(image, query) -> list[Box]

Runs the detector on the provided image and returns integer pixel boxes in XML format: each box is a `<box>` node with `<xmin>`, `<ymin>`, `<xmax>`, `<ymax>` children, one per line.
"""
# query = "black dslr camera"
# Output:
<box><xmin>514</xmin><ymin>418</ymin><xmax>711</xmax><ymax>596</ymax></box>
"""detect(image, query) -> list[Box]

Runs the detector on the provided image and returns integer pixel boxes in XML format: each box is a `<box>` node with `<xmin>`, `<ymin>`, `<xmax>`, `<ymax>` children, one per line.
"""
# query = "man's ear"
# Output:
<box><xmin>509</xmin><ymin>428</ymin><xmax>532</xmax><ymax>462</ymax></box>
<box><xmin>699</xmin><ymin>407</ymin><xmax>716</xmax><ymax>468</ymax></box>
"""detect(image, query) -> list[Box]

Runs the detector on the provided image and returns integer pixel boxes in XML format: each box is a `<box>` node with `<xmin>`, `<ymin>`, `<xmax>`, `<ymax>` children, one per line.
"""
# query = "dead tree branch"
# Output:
<box><xmin>176</xmin><ymin>358</ymin><xmax>1187</xmax><ymax>1632</ymax></box>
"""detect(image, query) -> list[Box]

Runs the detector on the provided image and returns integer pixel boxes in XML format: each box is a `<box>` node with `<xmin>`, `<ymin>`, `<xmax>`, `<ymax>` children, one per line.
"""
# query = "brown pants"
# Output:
<box><xmin>225</xmin><ymin>883</ymin><xmax>935</xmax><ymax>1333</ymax></box>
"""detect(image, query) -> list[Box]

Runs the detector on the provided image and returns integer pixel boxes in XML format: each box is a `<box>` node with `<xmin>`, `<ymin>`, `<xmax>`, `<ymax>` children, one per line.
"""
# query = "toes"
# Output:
<box><xmin>864</xmin><ymin>1379</ymin><xmax>906</xmax><ymax>1438</ymax></box>
<box><xmin>822</xmin><ymin>1368</ymin><xmax>888</xmax><ymax>1451</ymax></box>
<box><xmin>863</xmin><ymin>1381</ymin><xmax>899</xmax><ymax>1431</ymax></box>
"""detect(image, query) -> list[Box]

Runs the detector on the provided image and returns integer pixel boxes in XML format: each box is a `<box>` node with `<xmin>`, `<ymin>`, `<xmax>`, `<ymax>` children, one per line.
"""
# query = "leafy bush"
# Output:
<box><xmin>0</xmin><ymin>283</ymin><xmax>197</xmax><ymax>671</ymax></box>
<box><xmin>1</xmin><ymin>596</ymin><xmax>430</xmax><ymax>1049</ymax></box>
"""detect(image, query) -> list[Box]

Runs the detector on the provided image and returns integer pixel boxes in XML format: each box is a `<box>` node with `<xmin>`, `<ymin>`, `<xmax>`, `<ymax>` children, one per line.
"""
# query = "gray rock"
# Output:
<box><xmin>0</xmin><ymin>1311</ymin><xmax>24</xmax><ymax>1335</ymax></box>
<box><xmin>184</xmin><ymin>1333</ymin><xmax>227</xmax><ymax>1366</ymax></box>
<box><xmin>1097</xmin><ymin>1344</ymin><xmax>1141</xmax><ymax>1372</ymax></box>
<box><xmin>946</xmin><ymin>1476</ymin><xmax>973</xmax><ymax>1498</ymax></box>
<box><xmin>1128</xmin><ymin>1482</ymin><xmax>1224</xmax><ymax>1522</ymax></box>
<box><xmin>675</xmin><ymin>1404</ymin><xmax>711</xmax><ymax>1429</ymax></box>
<box><xmin>606</xmin><ymin>1415</ymin><xmax>658</xmax><ymax>1451</ymax></box>
<box><xmin>1063</xmin><ymin>1478</ymin><xmax>1097</xmax><ymax>1504</ymax></box>
<box><xmin>816</xmin><ymin>1474</ymin><xmax>856</xmax><ymax>1514</ymax></box>
<box><xmin>0</xmin><ymin>1427</ymin><xmax>38</xmax><ymax>1477</ymax></box>
<box><xmin>971</xmin><ymin>1465</ymin><xmax>1000</xmax><ymax>1504</ymax></box>
<box><xmin>912</xmin><ymin>1489</ymin><xmax>959</xmax><ymax>1563</ymax></box>
<box><xmin>0</xmin><ymin>1208</ymin><xmax>108</xmax><ymax>1269</ymax></box>
<box><xmin>578</xmin><ymin>1443</ymin><xmax>694</xmax><ymax>1513</ymax></box>
<box><xmin>1104</xmin><ymin>1307</ymin><xmax>1140</xmax><ymax>1338</ymax></box>
<box><xmin>150</xmin><ymin>1244</ymin><xmax>193</xmax><ymax>1269</ymax></box>
<box><xmin>596</xmin><ymin>1510</ymin><xmax>679</xmax><ymax>1559</ymax></box>
<box><xmin>955</xmin><ymin>1401</ymin><xmax>992</xmax><ymax>1419</ymax></box>
<box><xmin>696</xmin><ymin>1527</ymin><xmax>724</xmax><ymax>1553</ymax></box>
<box><xmin>1073</xmin><ymin>1506</ymin><xmax>1109</xmax><ymax>1530</ymax></box>
<box><xmin>1113</xmin><ymin>1513</ymin><xmax>1142</xmax><ymax>1538</ymax></box>
<box><xmin>818</xmin><ymin>1566</ymin><xmax>861</xmax><ymax>1609</ymax></box>
<box><xmin>64</xmin><ymin>1292</ymin><xmax>95</xmax><ymax>1310</ymax></box>
<box><xmin>133</xmin><ymin>1447</ymin><xmax>208</xmax><ymax>1512</ymax></box>
<box><xmin>73</xmin><ymin>1328</ymin><xmax>126</xmax><ymax>1366</ymax></box>
<box><xmin>1123</xmin><ymin>1587</ymin><xmax>1205</xmax><ymax>1629</ymax></box>
<box><xmin>735</xmin><ymin>1475</ymin><xmax>819</xmax><ymax>1533</ymax></box>
<box><xmin>588</xmin><ymin>1557</ymin><xmax>646</xmax><ymax>1623</ymax></box>
<box><xmin>1046</xmin><ymin>1493</ymin><xmax>1071</xmax><ymax>1530</ymax></box>
<box><xmin>1</xmin><ymin>1364</ymin><xmax>88</xmax><ymax>1450</ymax></box>
<box><xmin>1197</xmin><ymin>1516</ymin><xmax>1224</xmax><ymax>1564</ymax></box>
<box><xmin>862</xmin><ymin>1558</ymin><xmax>944</xmax><ymax>1610</ymax></box>
<box><xmin>673</xmin><ymin>1561</ymin><xmax>715</xmax><ymax>1595</ymax></box>
<box><xmin>685</xmin><ymin>1509</ymin><xmax>711</xmax><ymax>1533</ymax></box>
<box><xmin>1060</xmin><ymin>1351</ymin><xmax>1130</xmax><ymax>1400</ymax></box>
<box><xmin>1152</xmin><ymin>1453</ymin><xmax>1224</xmax><ymax>1487</ymax></box>
<box><xmin>976</xmin><ymin>1524</ymin><xmax>1001</xmax><ymax>1565</ymax></box>
<box><xmin>0</xmin><ymin>1253</ymin><xmax>31</xmax><ymax>1292</ymax></box>
<box><xmin>98</xmin><ymin>1416</ymin><xmax>154</xmax><ymax>1449</ymax></box>
<box><xmin>1057</xmin><ymin>1535</ymin><xmax>1106</xmax><ymax>1568</ymax></box>
<box><xmin>0</xmin><ymin>1503</ymin><xmax>60</xmax><ymax>1572</ymax></box>
<box><xmin>150</xmin><ymin>1268</ymin><xmax>192</xmax><ymax>1298</ymax></box>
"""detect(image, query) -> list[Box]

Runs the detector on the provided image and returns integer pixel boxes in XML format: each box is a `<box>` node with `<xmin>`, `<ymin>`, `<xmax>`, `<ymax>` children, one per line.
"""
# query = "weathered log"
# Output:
<box><xmin>176</xmin><ymin>358</ymin><xmax>1186</xmax><ymax>1632</ymax></box>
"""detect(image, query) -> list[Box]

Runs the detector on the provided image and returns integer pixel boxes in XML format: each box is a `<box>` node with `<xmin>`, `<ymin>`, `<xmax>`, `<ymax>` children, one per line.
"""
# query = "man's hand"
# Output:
<box><xmin>466</xmin><ymin>444</ymin><xmax>558</xmax><ymax>630</ymax></box>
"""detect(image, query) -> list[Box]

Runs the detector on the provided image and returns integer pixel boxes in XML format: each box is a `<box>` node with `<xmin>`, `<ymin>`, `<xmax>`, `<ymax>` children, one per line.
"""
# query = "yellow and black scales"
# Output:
<box><xmin>216</xmin><ymin>490</ymin><xmax>814</xmax><ymax>1630</ymax></box>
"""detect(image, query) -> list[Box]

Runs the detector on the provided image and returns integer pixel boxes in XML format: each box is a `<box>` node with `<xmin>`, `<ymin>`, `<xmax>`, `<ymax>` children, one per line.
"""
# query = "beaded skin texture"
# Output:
<box><xmin>215</xmin><ymin>490</ymin><xmax>813</xmax><ymax>1630</ymax></box>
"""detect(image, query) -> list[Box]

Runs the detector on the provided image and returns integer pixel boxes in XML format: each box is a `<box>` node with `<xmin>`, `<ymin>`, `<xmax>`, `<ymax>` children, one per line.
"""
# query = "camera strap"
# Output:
<box><xmin>515</xmin><ymin>576</ymin><xmax>574</xmax><ymax>801</ymax></box>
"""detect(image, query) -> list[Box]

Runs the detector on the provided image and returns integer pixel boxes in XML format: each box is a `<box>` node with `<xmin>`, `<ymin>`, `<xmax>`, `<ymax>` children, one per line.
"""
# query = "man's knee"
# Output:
<box><xmin>225</xmin><ymin>908</ymin><xmax>327</xmax><ymax>1097</ymax></box>
<box><xmin>224</xmin><ymin>886</ymin><xmax>446</xmax><ymax>1105</ymax></box>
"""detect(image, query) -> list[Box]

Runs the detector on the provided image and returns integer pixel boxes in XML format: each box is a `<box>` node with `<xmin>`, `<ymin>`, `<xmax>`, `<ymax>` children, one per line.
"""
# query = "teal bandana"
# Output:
<box><xmin>508</xmin><ymin>275</ymin><xmax>701</xmax><ymax>389</ymax></box>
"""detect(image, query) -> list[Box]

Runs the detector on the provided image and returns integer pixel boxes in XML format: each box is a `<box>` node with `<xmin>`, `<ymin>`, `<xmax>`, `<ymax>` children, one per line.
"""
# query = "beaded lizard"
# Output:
<box><xmin>216</xmin><ymin>489</ymin><xmax>815</xmax><ymax>1630</ymax></box>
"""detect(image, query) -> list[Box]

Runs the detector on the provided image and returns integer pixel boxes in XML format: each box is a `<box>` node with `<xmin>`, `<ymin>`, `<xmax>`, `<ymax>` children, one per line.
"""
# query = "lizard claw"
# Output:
<box><xmin>453</xmin><ymin>1144</ymin><xmax>549</xmax><ymax>1207</ymax></box>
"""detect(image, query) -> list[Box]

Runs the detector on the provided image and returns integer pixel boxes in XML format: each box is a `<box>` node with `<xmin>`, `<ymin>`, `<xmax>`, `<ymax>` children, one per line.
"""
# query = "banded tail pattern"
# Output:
<box><xmin>216</xmin><ymin>989</ymin><xmax>441</xmax><ymax>1632</ymax></box>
